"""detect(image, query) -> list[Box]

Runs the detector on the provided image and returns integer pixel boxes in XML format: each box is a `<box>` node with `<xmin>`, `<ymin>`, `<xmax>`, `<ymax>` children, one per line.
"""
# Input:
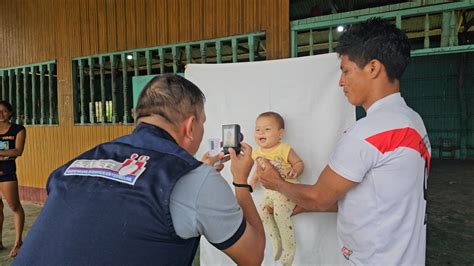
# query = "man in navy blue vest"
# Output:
<box><xmin>14</xmin><ymin>74</ymin><xmax>265</xmax><ymax>265</ymax></box>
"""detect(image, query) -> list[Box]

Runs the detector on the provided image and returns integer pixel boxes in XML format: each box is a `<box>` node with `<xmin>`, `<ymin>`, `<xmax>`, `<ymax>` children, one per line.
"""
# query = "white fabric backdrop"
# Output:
<box><xmin>185</xmin><ymin>53</ymin><xmax>355</xmax><ymax>265</ymax></box>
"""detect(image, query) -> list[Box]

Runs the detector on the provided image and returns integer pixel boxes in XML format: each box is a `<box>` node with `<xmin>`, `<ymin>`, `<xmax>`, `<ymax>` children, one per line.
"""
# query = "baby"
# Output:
<box><xmin>251</xmin><ymin>111</ymin><xmax>304</xmax><ymax>266</ymax></box>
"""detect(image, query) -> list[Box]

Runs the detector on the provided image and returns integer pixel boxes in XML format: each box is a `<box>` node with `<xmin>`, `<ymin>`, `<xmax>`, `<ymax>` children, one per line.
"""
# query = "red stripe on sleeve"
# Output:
<box><xmin>365</xmin><ymin>127</ymin><xmax>431</xmax><ymax>173</ymax></box>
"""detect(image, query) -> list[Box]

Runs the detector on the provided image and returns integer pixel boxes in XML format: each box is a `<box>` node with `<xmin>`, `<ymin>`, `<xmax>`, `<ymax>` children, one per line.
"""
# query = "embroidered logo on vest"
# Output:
<box><xmin>65</xmin><ymin>153</ymin><xmax>149</xmax><ymax>185</ymax></box>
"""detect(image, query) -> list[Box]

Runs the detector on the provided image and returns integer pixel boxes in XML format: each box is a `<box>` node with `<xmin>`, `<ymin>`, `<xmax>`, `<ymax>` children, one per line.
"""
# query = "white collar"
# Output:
<box><xmin>366</xmin><ymin>92</ymin><xmax>404</xmax><ymax>115</ymax></box>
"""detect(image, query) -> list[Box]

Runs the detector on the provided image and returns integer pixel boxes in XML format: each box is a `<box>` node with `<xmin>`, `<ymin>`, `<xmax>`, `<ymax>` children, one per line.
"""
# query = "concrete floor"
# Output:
<box><xmin>426</xmin><ymin>159</ymin><xmax>474</xmax><ymax>265</ymax></box>
<box><xmin>0</xmin><ymin>159</ymin><xmax>472</xmax><ymax>265</ymax></box>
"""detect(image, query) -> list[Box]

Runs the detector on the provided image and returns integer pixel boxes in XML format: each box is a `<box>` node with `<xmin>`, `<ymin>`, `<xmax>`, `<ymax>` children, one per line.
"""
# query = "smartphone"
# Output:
<box><xmin>222</xmin><ymin>124</ymin><xmax>243</xmax><ymax>154</ymax></box>
<box><xmin>207</xmin><ymin>138</ymin><xmax>221</xmax><ymax>157</ymax></box>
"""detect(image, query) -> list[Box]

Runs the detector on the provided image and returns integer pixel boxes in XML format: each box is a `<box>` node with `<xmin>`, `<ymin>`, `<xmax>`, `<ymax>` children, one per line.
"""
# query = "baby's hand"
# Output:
<box><xmin>286</xmin><ymin>168</ymin><xmax>298</xmax><ymax>178</ymax></box>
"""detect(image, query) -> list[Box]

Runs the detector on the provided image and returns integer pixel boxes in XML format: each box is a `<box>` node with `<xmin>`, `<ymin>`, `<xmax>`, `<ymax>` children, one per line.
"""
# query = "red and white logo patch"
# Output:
<box><xmin>65</xmin><ymin>153</ymin><xmax>150</xmax><ymax>185</ymax></box>
<box><xmin>341</xmin><ymin>246</ymin><xmax>353</xmax><ymax>260</ymax></box>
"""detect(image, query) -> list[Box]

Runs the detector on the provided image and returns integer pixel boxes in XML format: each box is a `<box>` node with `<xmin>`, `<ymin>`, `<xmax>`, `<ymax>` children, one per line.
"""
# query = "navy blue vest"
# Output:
<box><xmin>14</xmin><ymin>123</ymin><xmax>202</xmax><ymax>266</ymax></box>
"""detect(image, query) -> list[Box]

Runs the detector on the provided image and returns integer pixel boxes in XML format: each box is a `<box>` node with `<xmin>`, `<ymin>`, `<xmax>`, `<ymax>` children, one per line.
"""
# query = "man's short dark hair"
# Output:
<box><xmin>135</xmin><ymin>74</ymin><xmax>205</xmax><ymax>125</ymax></box>
<box><xmin>335</xmin><ymin>17</ymin><xmax>411</xmax><ymax>82</ymax></box>
<box><xmin>258</xmin><ymin>111</ymin><xmax>285</xmax><ymax>129</ymax></box>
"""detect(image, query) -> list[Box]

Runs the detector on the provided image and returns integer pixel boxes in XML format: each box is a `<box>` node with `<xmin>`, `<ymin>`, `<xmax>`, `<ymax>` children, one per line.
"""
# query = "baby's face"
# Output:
<box><xmin>254</xmin><ymin>116</ymin><xmax>284</xmax><ymax>149</ymax></box>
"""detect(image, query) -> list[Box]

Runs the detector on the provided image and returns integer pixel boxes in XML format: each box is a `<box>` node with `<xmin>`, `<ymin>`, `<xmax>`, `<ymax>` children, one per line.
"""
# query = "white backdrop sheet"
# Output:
<box><xmin>185</xmin><ymin>53</ymin><xmax>355</xmax><ymax>265</ymax></box>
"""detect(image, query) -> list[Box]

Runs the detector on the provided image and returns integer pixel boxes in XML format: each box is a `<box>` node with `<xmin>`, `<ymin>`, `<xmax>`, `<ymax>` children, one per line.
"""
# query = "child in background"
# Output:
<box><xmin>251</xmin><ymin>111</ymin><xmax>304</xmax><ymax>266</ymax></box>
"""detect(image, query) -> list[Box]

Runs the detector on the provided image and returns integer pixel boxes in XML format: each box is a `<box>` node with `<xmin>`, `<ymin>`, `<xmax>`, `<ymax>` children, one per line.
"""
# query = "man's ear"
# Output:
<box><xmin>366</xmin><ymin>59</ymin><xmax>382</xmax><ymax>79</ymax></box>
<box><xmin>182</xmin><ymin>115</ymin><xmax>196</xmax><ymax>141</ymax></box>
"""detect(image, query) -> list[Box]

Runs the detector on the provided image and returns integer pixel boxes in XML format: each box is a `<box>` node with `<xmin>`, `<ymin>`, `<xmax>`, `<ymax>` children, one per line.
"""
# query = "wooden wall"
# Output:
<box><xmin>0</xmin><ymin>0</ymin><xmax>290</xmax><ymax>200</ymax></box>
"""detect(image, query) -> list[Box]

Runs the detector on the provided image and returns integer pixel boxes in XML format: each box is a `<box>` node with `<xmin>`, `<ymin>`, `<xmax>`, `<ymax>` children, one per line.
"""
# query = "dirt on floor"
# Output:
<box><xmin>0</xmin><ymin>201</ymin><xmax>42</xmax><ymax>266</ymax></box>
<box><xmin>0</xmin><ymin>159</ymin><xmax>472</xmax><ymax>265</ymax></box>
